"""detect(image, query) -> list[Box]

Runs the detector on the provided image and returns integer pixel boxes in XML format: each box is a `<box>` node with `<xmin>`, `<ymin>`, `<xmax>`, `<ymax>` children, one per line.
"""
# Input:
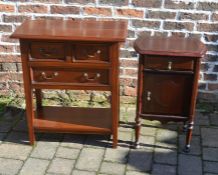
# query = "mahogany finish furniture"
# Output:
<box><xmin>11</xmin><ymin>20</ymin><xmax>127</xmax><ymax>148</ymax></box>
<box><xmin>134</xmin><ymin>36</ymin><xmax>207</xmax><ymax>152</ymax></box>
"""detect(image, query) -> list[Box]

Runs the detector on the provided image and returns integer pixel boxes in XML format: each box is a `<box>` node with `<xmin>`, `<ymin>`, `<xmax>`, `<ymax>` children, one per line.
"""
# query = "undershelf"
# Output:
<box><xmin>33</xmin><ymin>106</ymin><xmax>112</xmax><ymax>134</ymax></box>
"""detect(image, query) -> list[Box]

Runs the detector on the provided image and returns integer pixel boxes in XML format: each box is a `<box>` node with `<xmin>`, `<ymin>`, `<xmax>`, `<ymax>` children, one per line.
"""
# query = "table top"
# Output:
<box><xmin>11</xmin><ymin>19</ymin><xmax>128</xmax><ymax>42</ymax></box>
<box><xmin>134</xmin><ymin>36</ymin><xmax>207</xmax><ymax>57</ymax></box>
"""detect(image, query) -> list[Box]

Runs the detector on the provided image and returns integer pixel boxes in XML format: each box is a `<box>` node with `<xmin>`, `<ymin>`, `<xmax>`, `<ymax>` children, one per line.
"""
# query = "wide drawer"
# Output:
<box><xmin>30</xmin><ymin>42</ymin><xmax>66</xmax><ymax>60</ymax></box>
<box><xmin>73</xmin><ymin>43</ymin><xmax>109</xmax><ymax>63</ymax></box>
<box><xmin>144</xmin><ymin>56</ymin><xmax>194</xmax><ymax>71</ymax></box>
<box><xmin>32</xmin><ymin>68</ymin><xmax>109</xmax><ymax>85</ymax></box>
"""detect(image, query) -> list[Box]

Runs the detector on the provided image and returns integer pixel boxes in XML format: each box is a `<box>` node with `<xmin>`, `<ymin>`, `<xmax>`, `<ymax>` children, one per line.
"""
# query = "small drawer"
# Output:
<box><xmin>32</xmin><ymin>68</ymin><xmax>109</xmax><ymax>85</ymax></box>
<box><xmin>30</xmin><ymin>42</ymin><xmax>66</xmax><ymax>60</ymax></box>
<box><xmin>73</xmin><ymin>44</ymin><xmax>109</xmax><ymax>62</ymax></box>
<box><xmin>144</xmin><ymin>56</ymin><xmax>194</xmax><ymax>71</ymax></box>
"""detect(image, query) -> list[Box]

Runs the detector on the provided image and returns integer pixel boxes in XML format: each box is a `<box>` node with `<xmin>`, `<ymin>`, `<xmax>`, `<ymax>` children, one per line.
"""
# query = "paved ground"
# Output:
<box><xmin>0</xmin><ymin>105</ymin><xmax>218</xmax><ymax>175</ymax></box>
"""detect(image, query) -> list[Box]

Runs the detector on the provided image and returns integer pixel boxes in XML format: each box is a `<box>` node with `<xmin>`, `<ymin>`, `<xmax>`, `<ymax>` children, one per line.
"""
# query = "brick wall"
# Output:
<box><xmin>0</xmin><ymin>0</ymin><xmax>218</xmax><ymax>102</ymax></box>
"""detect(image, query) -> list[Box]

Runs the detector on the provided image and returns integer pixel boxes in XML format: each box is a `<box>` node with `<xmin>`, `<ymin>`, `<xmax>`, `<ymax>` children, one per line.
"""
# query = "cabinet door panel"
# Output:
<box><xmin>142</xmin><ymin>72</ymin><xmax>193</xmax><ymax>116</ymax></box>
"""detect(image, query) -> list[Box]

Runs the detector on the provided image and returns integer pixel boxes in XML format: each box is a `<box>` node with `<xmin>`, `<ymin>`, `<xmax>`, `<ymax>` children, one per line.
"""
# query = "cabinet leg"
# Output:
<box><xmin>25</xmin><ymin>90</ymin><xmax>36</xmax><ymax>145</ymax></box>
<box><xmin>134</xmin><ymin>117</ymin><xmax>141</xmax><ymax>149</ymax></box>
<box><xmin>35</xmin><ymin>89</ymin><xmax>42</xmax><ymax>109</ymax></box>
<box><xmin>183</xmin><ymin>121</ymin><xmax>194</xmax><ymax>153</ymax></box>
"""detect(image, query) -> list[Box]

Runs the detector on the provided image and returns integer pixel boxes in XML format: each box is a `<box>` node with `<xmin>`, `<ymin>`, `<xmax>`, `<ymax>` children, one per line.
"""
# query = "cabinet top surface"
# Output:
<box><xmin>10</xmin><ymin>19</ymin><xmax>128</xmax><ymax>42</ymax></box>
<box><xmin>134</xmin><ymin>36</ymin><xmax>207</xmax><ymax>57</ymax></box>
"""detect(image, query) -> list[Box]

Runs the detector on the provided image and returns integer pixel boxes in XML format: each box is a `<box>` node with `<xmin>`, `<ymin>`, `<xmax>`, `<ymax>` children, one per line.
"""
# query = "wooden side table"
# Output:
<box><xmin>134</xmin><ymin>36</ymin><xmax>207</xmax><ymax>152</ymax></box>
<box><xmin>11</xmin><ymin>19</ymin><xmax>127</xmax><ymax>148</ymax></box>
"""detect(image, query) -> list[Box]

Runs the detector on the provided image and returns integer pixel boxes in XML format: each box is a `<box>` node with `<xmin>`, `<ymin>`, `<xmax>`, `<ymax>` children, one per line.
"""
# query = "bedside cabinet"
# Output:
<box><xmin>134</xmin><ymin>36</ymin><xmax>207</xmax><ymax>152</ymax></box>
<box><xmin>11</xmin><ymin>20</ymin><xmax>127</xmax><ymax>148</ymax></box>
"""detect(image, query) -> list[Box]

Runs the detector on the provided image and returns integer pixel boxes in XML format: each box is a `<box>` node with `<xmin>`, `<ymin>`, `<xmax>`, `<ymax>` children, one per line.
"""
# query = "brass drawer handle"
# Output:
<box><xmin>147</xmin><ymin>91</ymin><xmax>151</xmax><ymax>101</ymax></box>
<box><xmin>87</xmin><ymin>50</ymin><xmax>101</xmax><ymax>58</ymax></box>
<box><xmin>41</xmin><ymin>72</ymin><xmax>59</xmax><ymax>80</ymax></box>
<box><xmin>83</xmin><ymin>73</ymin><xmax>101</xmax><ymax>81</ymax></box>
<box><xmin>168</xmin><ymin>61</ymin><xmax>172</xmax><ymax>70</ymax></box>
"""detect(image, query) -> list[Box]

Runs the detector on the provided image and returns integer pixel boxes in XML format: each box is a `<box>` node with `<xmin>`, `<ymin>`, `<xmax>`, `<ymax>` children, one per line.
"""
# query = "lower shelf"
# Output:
<box><xmin>33</xmin><ymin>106</ymin><xmax>112</xmax><ymax>134</ymax></box>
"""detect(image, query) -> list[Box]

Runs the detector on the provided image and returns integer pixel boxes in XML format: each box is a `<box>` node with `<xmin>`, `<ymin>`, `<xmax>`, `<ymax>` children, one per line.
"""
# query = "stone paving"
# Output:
<box><xmin>0</xmin><ymin>106</ymin><xmax>217</xmax><ymax>175</ymax></box>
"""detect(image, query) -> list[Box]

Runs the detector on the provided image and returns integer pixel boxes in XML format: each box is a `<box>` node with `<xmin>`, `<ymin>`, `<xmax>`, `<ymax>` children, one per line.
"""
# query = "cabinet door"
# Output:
<box><xmin>142</xmin><ymin>72</ymin><xmax>193</xmax><ymax>116</ymax></box>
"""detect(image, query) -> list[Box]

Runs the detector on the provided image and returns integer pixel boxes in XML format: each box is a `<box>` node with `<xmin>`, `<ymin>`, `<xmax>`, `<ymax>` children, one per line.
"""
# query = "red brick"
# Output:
<box><xmin>84</xmin><ymin>7</ymin><xmax>112</xmax><ymax>16</ymax></box>
<box><xmin>208</xmin><ymin>83</ymin><xmax>218</xmax><ymax>91</ymax></box>
<box><xmin>214</xmin><ymin>65</ymin><xmax>218</xmax><ymax>72</ymax></box>
<box><xmin>204</xmin><ymin>73</ymin><xmax>217</xmax><ymax>81</ymax></box>
<box><xmin>164</xmin><ymin>21</ymin><xmax>194</xmax><ymax>31</ymax></box>
<box><xmin>125</xmin><ymin>69</ymin><xmax>138</xmax><ymax>77</ymax></box>
<box><xmin>132</xmin><ymin>0</ymin><xmax>161</xmax><ymax>8</ymax></box>
<box><xmin>124</xmin><ymin>86</ymin><xmax>136</xmax><ymax>96</ymax></box>
<box><xmin>51</xmin><ymin>5</ymin><xmax>80</xmax><ymax>14</ymax></box>
<box><xmin>211</xmin><ymin>13</ymin><xmax>218</xmax><ymax>21</ymax></box>
<box><xmin>197</xmin><ymin>2</ymin><xmax>218</xmax><ymax>11</ymax></box>
<box><xmin>0</xmin><ymin>4</ymin><xmax>15</xmax><ymax>12</ymax></box>
<box><xmin>31</xmin><ymin>0</ymin><xmax>62</xmax><ymax>3</ymax></box>
<box><xmin>201</xmin><ymin>63</ymin><xmax>209</xmax><ymax>72</ymax></box>
<box><xmin>0</xmin><ymin>73</ymin><xmax>23</xmax><ymax>81</ymax></box>
<box><xmin>99</xmin><ymin>0</ymin><xmax>128</xmax><ymax>6</ymax></box>
<box><xmin>202</xmin><ymin>55</ymin><xmax>218</xmax><ymax>62</ymax></box>
<box><xmin>198</xmin><ymin>23</ymin><xmax>218</xmax><ymax>32</ymax></box>
<box><xmin>165</xmin><ymin>0</ymin><xmax>194</xmax><ymax>9</ymax></box>
<box><xmin>18</xmin><ymin>5</ymin><xmax>48</xmax><ymax>13</ymax></box>
<box><xmin>0</xmin><ymin>24</ymin><xmax>12</xmax><ymax>32</ymax></box>
<box><xmin>115</xmin><ymin>9</ymin><xmax>144</xmax><ymax>18</ymax></box>
<box><xmin>3</xmin><ymin>15</ymin><xmax>30</xmax><ymax>23</ymax></box>
<box><xmin>147</xmin><ymin>10</ymin><xmax>176</xmax><ymax>19</ymax></box>
<box><xmin>204</xmin><ymin>34</ymin><xmax>218</xmax><ymax>42</ymax></box>
<box><xmin>206</xmin><ymin>44</ymin><xmax>218</xmax><ymax>52</ymax></box>
<box><xmin>0</xmin><ymin>54</ymin><xmax>21</xmax><ymax>63</ymax></box>
<box><xmin>170</xmin><ymin>32</ymin><xmax>186</xmax><ymax>37</ymax></box>
<box><xmin>179</xmin><ymin>12</ymin><xmax>208</xmax><ymax>21</ymax></box>
<box><xmin>198</xmin><ymin>83</ymin><xmax>206</xmax><ymax>90</ymax></box>
<box><xmin>132</xmin><ymin>20</ymin><xmax>160</xmax><ymax>29</ymax></box>
<box><xmin>0</xmin><ymin>45</ymin><xmax>14</xmax><ymax>52</ymax></box>
<box><xmin>153</xmin><ymin>31</ymin><xmax>168</xmax><ymax>37</ymax></box>
<box><xmin>34</xmin><ymin>16</ymin><xmax>63</xmax><ymax>20</ymax></box>
<box><xmin>120</xmin><ymin>59</ymin><xmax>138</xmax><ymax>68</ymax></box>
<box><xmin>120</xmin><ymin>78</ymin><xmax>135</xmax><ymax>86</ymax></box>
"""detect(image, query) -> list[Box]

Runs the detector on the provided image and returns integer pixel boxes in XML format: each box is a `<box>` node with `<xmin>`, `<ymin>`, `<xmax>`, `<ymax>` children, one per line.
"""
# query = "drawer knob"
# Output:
<box><xmin>147</xmin><ymin>91</ymin><xmax>151</xmax><ymax>101</ymax></box>
<box><xmin>83</xmin><ymin>73</ymin><xmax>101</xmax><ymax>81</ymax></box>
<box><xmin>168</xmin><ymin>61</ymin><xmax>172</xmax><ymax>70</ymax></box>
<box><xmin>87</xmin><ymin>50</ymin><xmax>101</xmax><ymax>58</ymax></box>
<box><xmin>41</xmin><ymin>72</ymin><xmax>59</xmax><ymax>80</ymax></box>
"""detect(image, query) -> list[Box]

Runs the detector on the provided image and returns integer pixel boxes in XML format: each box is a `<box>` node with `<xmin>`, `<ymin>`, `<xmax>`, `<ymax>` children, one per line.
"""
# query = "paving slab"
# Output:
<box><xmin>127</xmin><ymin>149</ymin><xmax>153</xmax><ymax>172</ymax></box>
<box><xmin>178</xmin><ymin>154</ymin><xmax>202</xmax><ymax>175</ymax></box>
<box><xmin>75</xmin><ymin>147</ymin><xmax>104</xmax><ymax>171</ymax></box>
<box><xmin>72</xmin><ymin>170</ymin><xmax>96</xmax><ymax>175</ymax></box>
<box><xmin>19</xmin><ymin>158</ymin><xmax>49</xmax><ymax>175</ymax></box>
<box><xmin>47</xmin><ymin>158</ymin><xmax>75</xmax><ymax>175</ymax></box>
<box><xmin>204</xmin><ymin>161</ymin><xmax>218</xmax><ymax>174</ymax></box>
<box><xmin>126</xmin><ymin>171</ymin><xmax>151</xmax><ymax>175</ymax></box>
<box><xmin>201</xmin><ymin>128</ymin><xmax>218</xmax><ymax>147</ymax></box>
<box><xmin>100</xmin><ymin>162</ymin><xmax>126</xmax><ymax>175</ymax></box>
<box><xmin>56</xmin><ymin>147</ymin><xmax>80</xmax><ymax>160</ymax></box>
<box><xmin>0</xmin><ymin>157</ymin><xmax>23</xmax><ymax>175</ymax></box>
<box><xmin>31</xmin><ymin>141</ymin><xmax>58</xmax><ymax>160</ymax></box>
<box><xmin>154</xmin><ymin>147</ymin><xmax>177</xmax><ymax>165</ymax></box>
<box><xmin>152</xmin><ymin>164</ymin><xmax>176</xmax><ymax>175</ymax></box>
<box><xmin>0</xmin><ymin>143</ymin><xmax>32</xmax><ymax>160</ymax></box>
<box><xmin>209</xmin><ymin>113</ymin><xmax>218</xmax><ymax>126</ymax></box>
<box><xmin>104</xmin><ymin>146</ymin><xmax>129</xmax><ymax>163</ymax></box>
<box><xmin>203</xmin><ymin>147</ymin><xmax>218</xmax><ymax>161</ymax></box>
